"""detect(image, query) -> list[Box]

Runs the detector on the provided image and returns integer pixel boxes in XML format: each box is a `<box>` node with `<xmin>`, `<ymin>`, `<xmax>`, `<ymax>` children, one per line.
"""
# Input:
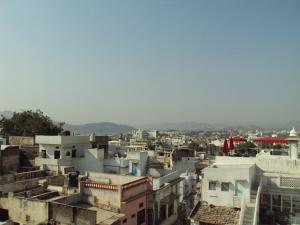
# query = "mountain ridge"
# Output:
<box><xmin>1</xmin><ymin>111</ymin><xmax>299</xmax><ymax>132</ymax></box>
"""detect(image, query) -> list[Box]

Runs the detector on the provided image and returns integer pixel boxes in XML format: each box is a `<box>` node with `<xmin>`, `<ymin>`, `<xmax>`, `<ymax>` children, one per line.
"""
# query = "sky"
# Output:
<box><xmin>0</xmin><ymin>0</ymin><xmax>299</xmax><ymax>126</ymax></box>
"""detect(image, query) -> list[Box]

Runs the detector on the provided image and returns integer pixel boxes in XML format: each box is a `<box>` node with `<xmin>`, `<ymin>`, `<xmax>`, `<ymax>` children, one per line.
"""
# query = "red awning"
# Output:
<box><xmin>223</xmin><ymin>139</ymin><xmax>229</xmax><ymax>154</ymax></box>
<box><xmin>229</xmin><ymin>137</ymin><xmax>235</xmax><ymax>150</ymax></box>
<box><xmin>231</xmin><ymin>136</ymin><xmax>247</xmax><ymax>142</ymax></box>
<box><xmin>253</xmin><ymin>137</ymin><xmax>288</xmax><ymax>144</ymax></box>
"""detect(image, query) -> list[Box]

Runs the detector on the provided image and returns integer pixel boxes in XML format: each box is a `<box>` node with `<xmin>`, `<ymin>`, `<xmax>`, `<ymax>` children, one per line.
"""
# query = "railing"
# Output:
<box><xmin>238</xmin><ymin>194</ymin><xmax>246</xmax><ymax>225</ymax></box>
<box><xmin>252</xmin><ymin>179</ymin><xmax>262</xmax><ymax>225</ymax></box>
<box><xmin>233</xmin><ymin>195</ymin><xmax>242</xmax><ymax>208</ymax></box>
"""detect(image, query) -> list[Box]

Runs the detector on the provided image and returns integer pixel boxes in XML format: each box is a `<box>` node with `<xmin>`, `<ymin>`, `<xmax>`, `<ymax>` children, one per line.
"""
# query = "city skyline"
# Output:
<box><xmin>0</xmin><ymin>0</ymin><xmax>299</xmax><ymax>125</ymax></box>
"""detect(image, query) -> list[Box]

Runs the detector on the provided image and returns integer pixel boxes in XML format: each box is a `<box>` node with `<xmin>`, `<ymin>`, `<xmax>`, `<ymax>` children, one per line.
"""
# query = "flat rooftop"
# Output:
<box><xmin>88</xmin><ymin>172</ymin><xmax>146</xmax><ymax>185</ymax></box>
<box><xmin>190</xmin><ymin>202</ymin><xmax>240</xmax><ymax>225</ymax></box>
<box><xmin>208</xmin><ymin>163</ymin><xmax>253</xmax><ymax>169</ymax></box>
<box><xmin>72</xmin><ymin>203</ymin><xmax>124</xmax><ymax>225</ymax></box>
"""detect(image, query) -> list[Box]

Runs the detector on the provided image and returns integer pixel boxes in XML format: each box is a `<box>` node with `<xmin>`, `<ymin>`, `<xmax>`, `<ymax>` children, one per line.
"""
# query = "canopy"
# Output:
<box><xmin>229</xmin><ymin>137</ymin><xmax>235</xmax><ymax>150</ymax></box>
<box><xmin>223</xmin><ymin>139</ymin><xmax>229</xmax><ymax>154</ymax></box>
<box><xmin>231</xmin><ymin>136</ymin><xmax>247</xmax><ymax>142</ymax></box>
<box><xmin>253</xmin><ymin>137</ymin><xmax>288</xmax><ymax>144</ymax></box>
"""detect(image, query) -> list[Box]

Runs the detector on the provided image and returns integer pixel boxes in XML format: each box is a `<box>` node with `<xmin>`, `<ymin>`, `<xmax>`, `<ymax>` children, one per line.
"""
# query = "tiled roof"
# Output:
<box><xmin>190</xmin><ymin>202</ymin><xmax>240</xmax><ymax>225</ymax></box>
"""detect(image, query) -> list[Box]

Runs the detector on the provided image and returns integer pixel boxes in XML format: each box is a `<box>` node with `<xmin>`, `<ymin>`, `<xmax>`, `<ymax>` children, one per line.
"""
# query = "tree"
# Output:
<box><xmin>188</xmin><ymin>141</ymin><xmax>205</xmax><ymax>152</ymax></box>
<box><xmin>0</xmin><ymin>110</ymin><xmax>64</xmax><ymax>137</ymax></box>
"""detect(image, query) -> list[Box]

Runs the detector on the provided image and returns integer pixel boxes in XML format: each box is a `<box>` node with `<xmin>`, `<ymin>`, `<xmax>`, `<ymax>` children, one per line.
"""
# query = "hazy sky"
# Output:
<box><xmin>0</xmin><ymin>0</ymin><xmax>299</xmax><ymax>125</ymax></box>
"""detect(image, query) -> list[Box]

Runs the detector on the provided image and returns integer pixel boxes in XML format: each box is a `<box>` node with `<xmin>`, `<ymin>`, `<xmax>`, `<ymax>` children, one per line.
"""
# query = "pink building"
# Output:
<box><xmin>80</xmin><ymin>172</ymin><xmax>150</xmax><ymax>225</ymax></box>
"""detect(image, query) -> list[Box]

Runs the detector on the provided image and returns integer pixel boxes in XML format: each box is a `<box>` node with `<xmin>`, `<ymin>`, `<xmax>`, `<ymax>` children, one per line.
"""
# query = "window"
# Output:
<box><xmin>159</xmin><ymin>205</ymin><xmax>167</xmax><ymax>222</ymax></box>
<box><xmin>137</xmin><ymin>209</ymin><xmax>146</xmax><ymax>225</ymax></box>
<box><xmin>54</xmin><ymin>150</ymin><xmax>60</xmax><ymax>159</ymax></box>
<box><xmin>139</xmin><ymin>202</ymin><xmax>144</xmax><ymax>208</ymax></box>
<box><xmin>169</xmin><ymin>202</ymin><xmax>174</xmax><ymax>216</ymax></box>
<box><xmin>66</xmin><ymin>151</ymin><xmax>70</xmax><ymax>156</ymax></box>
<box><xmin>221</xmin><ymin>182</ymin><xmax>230</xmax><ymax>192</ymax></box>
<box><xmin>72</xmin><ymin>149</ymin><xmax>77</xmax><ymax>158</ymax></box>
<box><xmin>41</xmin><ymin>150</ymin><xmax>46</xmax><ymax>158</ymax></box>
<box><xmin>209</xmin><ymin>181</ymin><xmax>217</xmax><ymax>190</ymax></box>
<box><xmin>123</xmin><ymin>218</ymin><xmax>127</xmax><ymax>224</ymax></box>
<box><xmin>131</xmin><ymin>214</ymin><xmax>135</xmax><ymax>218</ymax></box>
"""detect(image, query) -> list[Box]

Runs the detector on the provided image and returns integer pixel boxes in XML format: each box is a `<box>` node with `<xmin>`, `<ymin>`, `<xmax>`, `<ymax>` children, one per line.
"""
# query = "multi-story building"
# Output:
<box><xmin>80</xmin><ymin>172</ymin><xmax>149</xmax><ymax>225</ymax></box>
<box><xmin>35</xmin><ymin>134</ymin><xmax>105</xmax><ymax>175</ymax></box>
<box><xmin>0</xmin><ymin>145</ymin><xmax>20</xmax><ymax>175</ymax></box>
<box><xmin>148</xmin><ymin>169</ymin><xmax>182</xmax><ymax>225</ymax></box>
<box><xmin>190</xmin><ymin>128</ymin><xmax>300</xmax><ymax>225</ymax></box>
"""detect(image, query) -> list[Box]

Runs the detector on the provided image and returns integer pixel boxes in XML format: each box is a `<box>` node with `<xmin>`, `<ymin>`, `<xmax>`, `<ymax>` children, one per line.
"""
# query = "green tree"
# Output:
<box><xmin>0</xmin><ymin>110</ymin><xmax>64</xmax><ymax>137</ymax></box>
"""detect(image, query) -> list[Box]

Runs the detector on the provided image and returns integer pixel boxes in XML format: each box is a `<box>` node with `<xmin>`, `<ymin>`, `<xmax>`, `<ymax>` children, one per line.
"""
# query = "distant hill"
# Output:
<box><xmin>140</xmin><ymin>122</ymin><xmax>216</xmax><ymax>131</ymax></box>
<box><xmin>63</xmin><ymin>122</ymin><xmax>136</xmax><ymax>135</ymax></box>
<box><xmin>1</xmin><ymin>110</ymin><xmax>299</xmax><ymax>132</ymax></box>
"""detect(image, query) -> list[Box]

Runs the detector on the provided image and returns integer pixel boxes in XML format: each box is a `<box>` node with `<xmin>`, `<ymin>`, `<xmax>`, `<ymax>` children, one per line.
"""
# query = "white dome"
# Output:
<box><xmin>289</xmin><ymin>128</ymin><xmax>298</xmax><ymax>137</ymax></box>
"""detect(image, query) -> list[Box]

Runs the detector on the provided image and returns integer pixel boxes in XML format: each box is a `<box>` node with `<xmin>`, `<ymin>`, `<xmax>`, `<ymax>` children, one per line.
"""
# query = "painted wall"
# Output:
<box><xmin>120</xmin><ymin>195</ymin><xmax>147</xmax><ymax>225</ymax></box>
<box><xmin>202</xmin><ymin>165</ymin><xmax>255</xmax><ymax>207</ymax></box>
<box><xmin>256</xmin><ymin>152</ymin><xmax>300</xmax><ymax>174</ymax></box>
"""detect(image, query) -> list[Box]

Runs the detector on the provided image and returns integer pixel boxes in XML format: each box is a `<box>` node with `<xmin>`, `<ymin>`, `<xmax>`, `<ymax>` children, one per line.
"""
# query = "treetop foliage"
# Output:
<box><xmin>0</xmin><ymin>110</ymin><xmax>64</xmax><ymax>137</ymax></box>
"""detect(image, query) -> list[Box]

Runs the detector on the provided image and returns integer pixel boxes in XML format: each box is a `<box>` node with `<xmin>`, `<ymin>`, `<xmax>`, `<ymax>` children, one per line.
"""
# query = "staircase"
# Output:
<box><xmin>242</xmin><ymin>191</ymin><xmax>257</xmax><ymax>225</ymax></box>
<box><xmin>242</xmin><ymin>203</ymin><xmax>255</xmax><ymax>225</ymax></box>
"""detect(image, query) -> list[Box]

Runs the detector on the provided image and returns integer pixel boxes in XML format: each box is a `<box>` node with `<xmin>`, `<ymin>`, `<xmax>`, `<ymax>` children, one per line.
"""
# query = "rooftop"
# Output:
<box><xmin>71</xmin><ymin>203</ymin><xmax>124</xmax><ymax>225</ymax></box>
<box><xmin>190</xmin><ymin>202</ymin><xmax>240</xmax><ymax>225</ymax></box>
<box><xmin>88</xmin><ymin>172</ymin><xmax>146</xmax><ymax>185</ymax></box>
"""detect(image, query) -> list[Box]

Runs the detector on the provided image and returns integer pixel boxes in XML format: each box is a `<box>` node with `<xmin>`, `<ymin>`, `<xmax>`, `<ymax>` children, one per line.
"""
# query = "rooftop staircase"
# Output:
<box><xmin>241</xmin><ymin>184</ymin><xmax>261</xmax><ymax>225</ymax></box>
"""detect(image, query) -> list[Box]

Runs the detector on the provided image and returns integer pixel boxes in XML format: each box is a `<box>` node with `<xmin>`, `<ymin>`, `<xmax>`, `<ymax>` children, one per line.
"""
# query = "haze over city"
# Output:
<box><xmin>0</xmin><ymin>0</ymin><xmax>299</xmax><ymax>126</ymax></box>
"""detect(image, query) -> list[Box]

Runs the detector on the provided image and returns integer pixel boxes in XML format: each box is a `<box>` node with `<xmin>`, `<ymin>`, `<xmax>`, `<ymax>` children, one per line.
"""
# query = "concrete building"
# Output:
<box><xmin>148</xmin><ymin>130</ymin><xmax>158</xmax><ymax>139</ymax></box>
<box><xmin>0</xmin><ymin>145</ymin><xmax>20</xmax><ymax>175</ymax></box>
<box><xmin>155</xmin><ymin>148</ymin><xmax>196</xmax><ymax>173</ymax></box>
<box><xmin>132</xmin><ymin>129</ymin><xmax>149</xmax><ymax>140</ymax></box>
<box><xmin>35</xmin><ymin>135</ymin><xmax>105</xmax><ymax>175</ymax></box>
<box><xmin>171</xmin><ymin>148</ymin><xmax>195</xmax><ymax>173</ymax></box>
<box><xmin>190</xmin><ymin>128</ymin><xmax>300</xmax><ymax>225</ymax></box>
<box><xmin>0</xmin><ymin>169</ymin><xmax>125</xmax><ymax>225</ymax></box>
<box><xmin>80</xmin><ymin>172</ymin><xmax>149</xmax><ymax>225</ymax></box>
<box><xmin>128</xmin><ymin>151</ymin><xmax>148</xmax><ymax>176</ymax></box>
<box><xmin>179</xmin><ymin>172</ymin><xmax>198</xmax><ymax>215</ymax></box>
<box><xmin>148</xmin><ymin>169</ymin><xmax>182</xmax><ymax>225</ymax></box>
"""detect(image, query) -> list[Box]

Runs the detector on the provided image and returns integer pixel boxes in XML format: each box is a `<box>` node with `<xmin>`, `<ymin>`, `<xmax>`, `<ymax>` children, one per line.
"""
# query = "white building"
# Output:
<box><xmin>179</xmin><ymin>172</ymin><xmax>198</xmax><ymax>215</ymax></box>
<box><xmin>171</xmin><ymin>135</ymin><xmax>186</xmax><ymax>146</ymax></box>
<box><xmin>196</xmin><ymin>128</ymin><xmax>300</xmax><ymax>225</ymax></box>
<box><xmin>35</xmin><ymin>135</ymin><xmax>104</xmax><ymax>175</ymax></box>
<box><xmin>148</xmin><ymin>130</ymin><xmax>158</xmax><ymax>139</ymax></box>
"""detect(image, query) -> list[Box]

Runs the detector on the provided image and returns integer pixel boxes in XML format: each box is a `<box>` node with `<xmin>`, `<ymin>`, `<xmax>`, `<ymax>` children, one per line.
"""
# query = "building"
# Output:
<box><xmin>0</xmin><ymin>171</ymin><xmax>123</xmax><ymax>225</ymax></box>
<box><xmin>35</xmin><ymin>135</ymin><xmax>105</xmax><ymax>175</ymax></box>
<box><xmin>148</xmin><ymin>169</ymin><xmax>182</xmax><ymax>225</ymax></box>
<box><xmin>80</xmin><ymin>172</ymin><xmax>149</xmax><ymax>225</ymax></box>
<box><xmin>0</xmin><ymin>145</ymin><xmax>20</xmax><ymax>175</ymax></box>
<box><xmin>8</xmin><ymin>136</ymin><xmax>39</xmax><ymax>169</ymax></box>
<box><xmin>190</xmin><ymin>128</ymin><xmax>300</xmax><ymax>225</ymax></box>
<box><xmin>179</xmin><ymin>172</ymin><xmax>198</xmax><ymax>215</ymax></box>
<box><xmin>171</xmin><ymin>148</ymin><xmax>195</xmax><ymax>173</ymax></box>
